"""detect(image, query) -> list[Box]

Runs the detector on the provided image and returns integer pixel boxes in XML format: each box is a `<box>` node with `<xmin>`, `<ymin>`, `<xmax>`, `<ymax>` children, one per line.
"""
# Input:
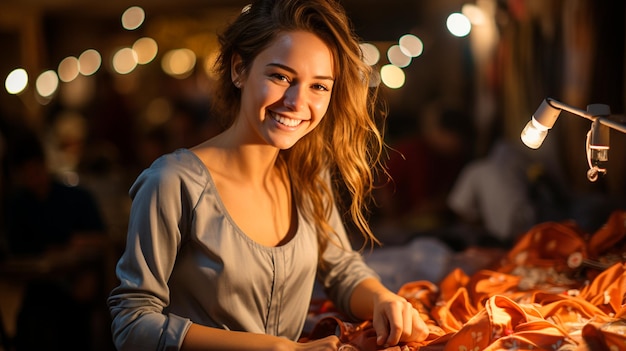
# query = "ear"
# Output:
<box><xmin>231</xmin><ymin>53</ymin><xmax>244</xmax><ymax>87</ymax></box>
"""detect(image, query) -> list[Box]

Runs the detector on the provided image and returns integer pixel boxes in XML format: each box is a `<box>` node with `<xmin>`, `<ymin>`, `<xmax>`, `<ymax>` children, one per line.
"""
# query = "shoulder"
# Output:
<box><xmin>130</xmin><ymin>149</ymin><xmax>209</xmax><ymax>200</ymax></box>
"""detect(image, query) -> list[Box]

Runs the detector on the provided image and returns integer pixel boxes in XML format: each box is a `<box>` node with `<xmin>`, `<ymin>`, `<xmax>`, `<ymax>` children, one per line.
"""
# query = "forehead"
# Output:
<box><xmin>254</xmin><ymin>31</ymin><xmax>335</xmax><ymax>75</ymax></box>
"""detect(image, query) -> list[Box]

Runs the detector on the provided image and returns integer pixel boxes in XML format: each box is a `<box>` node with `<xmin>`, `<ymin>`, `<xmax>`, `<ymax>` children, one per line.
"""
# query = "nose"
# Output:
<box><xmin>284</xmin><ymin>84</ymin><xmax>306</xmax><ymax>111</ymax></box>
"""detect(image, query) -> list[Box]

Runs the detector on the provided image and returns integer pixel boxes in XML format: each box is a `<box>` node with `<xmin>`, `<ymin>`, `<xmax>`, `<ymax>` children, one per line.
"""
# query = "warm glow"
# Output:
<box><xmin>399</xmin><ymin>34</ymin><xmax>423</xmax><ymax>57</ymax></box>
<box><xmin>112</xmin><ymin>47</ymin><xmax>138</xmax><ymax>74</ymax></box>
<box><xmin>462</xmin><ymin>4</ymin><xmax>487</xmax><ymax>25</ymax></box>
<box><xmin>58</xmin><ymin>56</ymin><xmax>80</xmax><ymax>82</ymax></box>
<box><xmin>145</xmin><ymin>97</ymin><xmax>173</xmax><ymax>126</ymax></box>
<box><xmin>359</xmin><ymin>42</ymin><xmax>380</xmax><ymax>66</ymax></box>
<box><xmin>380</xmin><ymin>64</ymin><xmax>405</xmax><ymax>89</ymax></box>
<box><xmin>161</xmin><ymin>48</ymin><xmax>196</xmax><ymax>79</ymax></box>
<box><xmin>133</xmin><ymin>37</ymin><xmax>158</xmax><ymax>64</ymax></box>
<box><xmin>5</xmin><ymin>68</ymin><xmax>28</xmax><ymax>94</ymax></box>
<box><xmin>447</xmin><ymin>13</ymin><xmax>472</xmax><ymax>37</ymax></box>
<box><xmin>60</xmin><ymin>75</ymin><xmax>95</xmax><ymax>107</ymax></box>
<box><xmin>36</xmin><ymin>70</ymin><xmax>59</xmax><ymax>97</ymax></box>
<box><xmin>78</xmin><ymin>49</ymin><xmax>102</xmax><ymax>76</ymax></box>
<box><xmin>203</xmin><ymin>51</ymin><xmax>219</xmax><ymax>79</ymax></box>
<box><xmin>387</xmin><ymin>45</ymin><xmax>411</xmax><ymax>68</ymax></box>
<box><xmin>121</xmin><ymin>6</ymin><xmax>145</xmax><ymax>30</ymax></box>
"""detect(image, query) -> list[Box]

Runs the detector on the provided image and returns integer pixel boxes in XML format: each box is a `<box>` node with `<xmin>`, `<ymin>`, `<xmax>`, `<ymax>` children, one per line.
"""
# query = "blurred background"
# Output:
<box><xmin>0</xmin><ymin>0</ymin><xmax>625</xmax><ymax>350</ymax></box>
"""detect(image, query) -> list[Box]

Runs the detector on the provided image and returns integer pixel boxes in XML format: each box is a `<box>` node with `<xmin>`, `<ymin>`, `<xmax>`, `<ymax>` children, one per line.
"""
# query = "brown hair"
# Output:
<box><xmin>212</xmin><ymin>0</ymin><xmax>386</xmax><ymax>254</ymax></box>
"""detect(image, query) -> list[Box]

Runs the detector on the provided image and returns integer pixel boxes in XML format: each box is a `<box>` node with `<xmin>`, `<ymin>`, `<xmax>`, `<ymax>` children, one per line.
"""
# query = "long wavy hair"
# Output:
<box><xmin>212</xmin><ymin>0</ymin><xmax>386</xmax><ymax>255</ymax></box>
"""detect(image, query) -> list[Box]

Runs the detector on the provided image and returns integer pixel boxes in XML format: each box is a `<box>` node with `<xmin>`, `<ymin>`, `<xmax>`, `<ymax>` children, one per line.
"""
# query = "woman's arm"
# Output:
<box><xmin>108</xmin><ymin>158</ymin><xmax>197</xmax><ymax>350</ymax></box>
<box><xmin>350</xmin><ymin>278</ymin><xmax>429</xmax><ymax>347</ymax></box>
<box><xmin>182</xmin><ymin>324</ymin><xmax>340</xmax><ymax>351</ymax></box>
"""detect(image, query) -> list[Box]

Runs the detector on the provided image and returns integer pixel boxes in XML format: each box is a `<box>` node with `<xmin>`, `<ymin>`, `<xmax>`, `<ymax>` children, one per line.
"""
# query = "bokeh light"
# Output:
<box><xmin>161</xmin><ymin>48</ymin><xmax>196</xmax><ymax>79</ymax></box>
<box><xmin>112</xmin><ymin>47</ymin><xmax>138</xmax><ymax>75</ymax></box>
<box><xmin>359</xmin><ymin>42</ymin><xmax>380</xmax><ymax>66</ymax></box>
<box><xmin>399</xmin><ymin>34</ymin><xmax>424</xmax><ymax>57</ymax></box>
<box><xmin>58</xmin><ymin>56</ymin><xmax>80</xmax><ymax>82</ymax></box>
<box><xmin>5</xmin><ymin>68</ymin><xmax>28</xmax><ymax>95</ymax></box>
<box><xmin>121</xmin><ymin>6</ymin><xmax>145</xmax><ymax>30</ymax></box>
<box><xmin>387</xmin><ymin>45</ymin><xmax>411</xmax><ymax>68</ymax></box>
<box><xmin>447</xmin><ymin>12</ymin><xmax>472</xmax><ymax>37</ymax></box>
<box><xmin>36</xmin><ymin>70</ymin><xmax>59</xmax><ymax>97</ymax></box>
<box><xmin>78</xmin><ymin>49</ymin><xmax>102</xmax><ymax>76</ymax></box>
<box><xmin>133</xmin><ymin>37</ymin><xmax>159</xmax><ymax>65</ymax></box>
<box><xmin>380</xmin><ymin>64</ymin><xmax>405</xmax><ymax>89</ymax></box>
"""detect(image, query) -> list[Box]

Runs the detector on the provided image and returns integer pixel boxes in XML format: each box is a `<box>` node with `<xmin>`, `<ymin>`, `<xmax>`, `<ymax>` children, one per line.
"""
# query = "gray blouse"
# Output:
<box><xmin>107</xmin><ymin>149</ymin><xmax>379</xmax><ymax>351</ymax></box>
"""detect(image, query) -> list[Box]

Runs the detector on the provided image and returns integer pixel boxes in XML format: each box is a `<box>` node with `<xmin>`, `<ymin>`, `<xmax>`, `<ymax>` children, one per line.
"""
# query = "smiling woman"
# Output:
<box><xmin>107</xmin><ymin>0</ymin><xmax>428</xmax><ymax>350</ymax></box>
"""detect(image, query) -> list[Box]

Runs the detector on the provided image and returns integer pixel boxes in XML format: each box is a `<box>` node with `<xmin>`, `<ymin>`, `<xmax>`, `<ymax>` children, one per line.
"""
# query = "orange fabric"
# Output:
<box><xmin>499</xmin><ymin>220</ymin><xmax>588</xmax><ymax>276</ymax></box>
<box><xmin>587</xmin><ymin>210</ymin><xmax>626</xmax><ymax>259</ymax></box>
<box><xmin>444</xmin><ymin>295</ymin><xmax>576</xmax><ymax>351</ymax></box>
<box><xmin>466</xmin><ymin>270</ymin><xmax>521</xmax><ymax>309</ymax></box>
<box><xmin>578</xmin><ymin>261</ymin><xmax>626</xmax><ymax>315</ymax></box>
<box><xmin>305</xmin><ymin>210</ymin><xmax>626</xmax><ymax>350</ymax></box>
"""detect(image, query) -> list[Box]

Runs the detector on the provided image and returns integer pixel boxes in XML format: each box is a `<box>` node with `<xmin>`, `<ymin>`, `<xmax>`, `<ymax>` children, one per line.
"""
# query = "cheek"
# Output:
<box><xmin>312</xmin><ymin>97</ymin><xmax>331</xmax><ymax>119</ymax></box>
<box><xmin>243</xmin><ymin>84</ymin><xmax>273</xmax><ymax>115</ymax></box>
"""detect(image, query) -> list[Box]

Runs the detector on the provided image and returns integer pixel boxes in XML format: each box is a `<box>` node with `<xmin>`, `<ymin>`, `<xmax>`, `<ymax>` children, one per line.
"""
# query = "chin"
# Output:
<box><xmin>268</xmin><ymin>134</ymin><xmax>303</xmax><ymax>150</ymax></box>
<box><xmin>276</xmin><ymin>142</ymin><xmax>298</xmax><ymax>150</ymax></box>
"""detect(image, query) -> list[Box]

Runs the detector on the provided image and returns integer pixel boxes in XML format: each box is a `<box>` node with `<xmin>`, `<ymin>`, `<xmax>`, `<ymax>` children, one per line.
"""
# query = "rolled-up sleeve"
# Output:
<box><xmin>317</xmin><ymin>201</ymin><xmax>380</xmax><ymax>320</ymax></box>
<box><xmin>107</xmin><ymin>161</ymin><xmax>195</xmax><ymax>351</ymax></box>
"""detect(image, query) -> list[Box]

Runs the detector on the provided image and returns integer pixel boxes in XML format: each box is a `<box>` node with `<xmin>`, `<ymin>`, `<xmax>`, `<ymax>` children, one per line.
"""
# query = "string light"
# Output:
<box><xmin>4</xmin><ymin>4</ymin><xmax>481</xmax><ymax>97</ymax></box>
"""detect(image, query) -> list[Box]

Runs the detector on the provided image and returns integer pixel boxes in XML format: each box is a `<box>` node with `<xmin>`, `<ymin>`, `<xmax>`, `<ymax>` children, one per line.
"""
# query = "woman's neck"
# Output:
<box><xmin>192</xmin><ymin>128</ymin><xmax>283</xmax><ymax>185</ymax></box>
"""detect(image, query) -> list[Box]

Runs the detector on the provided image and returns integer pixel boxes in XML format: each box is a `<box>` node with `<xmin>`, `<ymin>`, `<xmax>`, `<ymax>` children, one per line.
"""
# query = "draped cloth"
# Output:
<box><xmin>304</xmin><ymin>210</ymin><xmax>626</xmax><ymax>350</ymax></box>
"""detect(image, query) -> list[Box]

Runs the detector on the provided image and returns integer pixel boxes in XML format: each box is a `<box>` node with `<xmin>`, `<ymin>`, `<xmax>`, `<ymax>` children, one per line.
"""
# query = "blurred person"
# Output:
<box><xmin>3</xmin><ymin>127</ymin><xmax>110</xmax><ymax>350</ymax></box>
<box><xmin>4</xmin><ymin>128</ymin><xmax>106</xmax><ymax>256</ymax></box>
<box><xmin>446</xmin><ymin>139</ymin><xmax>538</xmax><ymax>248</ymax></box>
<box><xmin>107</xmin><ymin>0</ymin><xmax>428</xmax><ymax>350</ymax></box>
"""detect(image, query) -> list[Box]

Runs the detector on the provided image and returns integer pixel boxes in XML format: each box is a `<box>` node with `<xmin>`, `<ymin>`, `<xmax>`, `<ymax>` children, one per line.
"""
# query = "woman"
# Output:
<box><xmin>107</xmin><ymin>0</ymin><xmax>428</xmax><ymax>350</ymax></box>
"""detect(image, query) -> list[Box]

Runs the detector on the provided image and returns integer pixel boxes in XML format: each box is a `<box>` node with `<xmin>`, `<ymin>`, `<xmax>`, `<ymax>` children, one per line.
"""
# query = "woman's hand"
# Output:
<box><xmin>349</xmin><ymin>278</ymin><xmax>428</xmax><ymax>348</ymax></box>
<box><xmin>371</xmin><ymin>290</ymin><xmax>427</xmax><ymax>347</ymax></box>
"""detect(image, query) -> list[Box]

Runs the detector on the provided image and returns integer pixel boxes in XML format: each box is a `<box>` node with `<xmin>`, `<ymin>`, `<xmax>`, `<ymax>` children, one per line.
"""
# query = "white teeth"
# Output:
<box><xmin>271</xmin><ymin>112</ymin><xmax>302</xmax><ymax>127</ymax></box>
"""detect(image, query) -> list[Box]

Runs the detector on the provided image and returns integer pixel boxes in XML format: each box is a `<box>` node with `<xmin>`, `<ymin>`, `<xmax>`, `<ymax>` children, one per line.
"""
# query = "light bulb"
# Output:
<box><xmin>520</xmin><ymin>117</ymin><xmax>550</xmax><ymax>149</ymax></box>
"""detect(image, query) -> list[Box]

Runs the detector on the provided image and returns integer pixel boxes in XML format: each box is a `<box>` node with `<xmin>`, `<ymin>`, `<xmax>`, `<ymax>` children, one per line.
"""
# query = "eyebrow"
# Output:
<box><xmin>267</xmin><ymin>63</ymin><xmax>335</xmax><ymax>81</ymax></box>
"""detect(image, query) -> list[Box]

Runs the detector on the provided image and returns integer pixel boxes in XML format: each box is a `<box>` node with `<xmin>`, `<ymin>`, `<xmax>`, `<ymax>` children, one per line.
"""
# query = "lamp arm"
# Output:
<box><xmin>546</xmin><ymin>98</ymin><xmax>592</xmax><ymax>120</ymax></box>
<box><xmin>546</xmin><ymin>97</ymin><xmax>626</xmax><ymax>134</ymax></box>
<box><xmin>597</xmin><ymin>115</ymin><xmax>626</xmax><ymax>134</ymax></box>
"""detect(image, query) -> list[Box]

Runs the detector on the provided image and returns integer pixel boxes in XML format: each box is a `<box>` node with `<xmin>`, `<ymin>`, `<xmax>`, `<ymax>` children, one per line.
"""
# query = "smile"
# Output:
<box><xmin>270</xmin><ymin>111</ymin><xmax>304</xmax><ymax>127</ymax></box>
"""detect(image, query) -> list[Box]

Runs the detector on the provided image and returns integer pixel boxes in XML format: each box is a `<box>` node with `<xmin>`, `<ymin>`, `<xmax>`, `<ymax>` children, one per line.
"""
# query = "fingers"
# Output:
<box><xmin>409</xmin><ymin>308</ymin><xmax>428</xmax><ymax>342</ymax></box>
<box><xmin>402</xmin><ymin>302</ymin><xmax>412</xmax><ymax>340</ymax></box>
<box><xmin>373</xmin><ymin>311</ymin><xmax>389</xmax><ymax>346</ymax></box>
<box><xmin>374</xmin><ymin>299</ymin><xmax>413</xmax><ymax>346</ymax></box>
<box><xmin>374</xmin><ymin>299</ymin><xmax>429</xmax><ymax>347</ymax></box>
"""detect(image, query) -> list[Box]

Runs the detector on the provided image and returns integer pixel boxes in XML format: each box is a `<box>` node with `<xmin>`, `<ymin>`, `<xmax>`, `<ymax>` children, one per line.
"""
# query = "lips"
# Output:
<box><xmin>269</xmin><ymin>111</ymin><xmax>304</xmax><ymax>127</ymax></box>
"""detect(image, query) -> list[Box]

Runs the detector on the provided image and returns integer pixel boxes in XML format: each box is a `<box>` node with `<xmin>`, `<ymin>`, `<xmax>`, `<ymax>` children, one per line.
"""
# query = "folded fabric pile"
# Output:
<box><xmin>305</xmin><ymin>210</ymin><xmax>626</xmax><ymax>350</ymax></box>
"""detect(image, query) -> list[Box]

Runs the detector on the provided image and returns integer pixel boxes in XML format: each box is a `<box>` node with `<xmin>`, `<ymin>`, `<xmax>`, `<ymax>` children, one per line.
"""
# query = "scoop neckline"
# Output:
<box><xmin>178</xmin><ymin>148</ymin><xmax>303</xmax><ymax>251</ymax></box>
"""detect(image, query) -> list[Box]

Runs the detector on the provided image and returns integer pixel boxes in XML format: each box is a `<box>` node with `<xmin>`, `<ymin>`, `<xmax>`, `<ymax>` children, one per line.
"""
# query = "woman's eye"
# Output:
<box><xmin>313</xmin><ymin>84</ymin><xmax>329</xmax><ymax>92</ymax></box>
<box><xmin>271</xmin><ymin>73</ymin><xmax>290</xmax><ymax>82</ymax></box>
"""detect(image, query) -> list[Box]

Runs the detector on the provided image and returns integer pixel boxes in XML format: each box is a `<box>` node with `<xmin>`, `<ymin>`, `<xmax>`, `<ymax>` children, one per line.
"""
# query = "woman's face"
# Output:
<box><xmin>233</xmin><ymin>30</ymin><xmax>335</xmax><ymax>150</ymax></box>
